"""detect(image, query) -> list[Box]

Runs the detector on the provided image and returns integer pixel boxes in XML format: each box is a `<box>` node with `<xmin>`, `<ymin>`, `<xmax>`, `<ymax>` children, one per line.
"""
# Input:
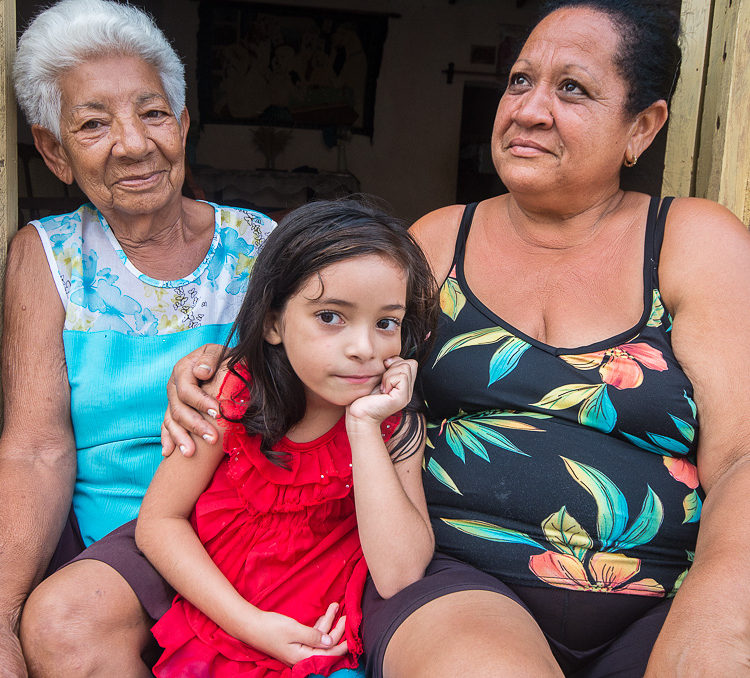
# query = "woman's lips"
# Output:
<box><xmin>507</xmin><ymin>138</ymin><xmax>550</xmax><ymax>157</ymax></box>
<box><xmin>115</xmin><ymin>170</ymin><xmax>165</xmax><ymax>188</ymax></box>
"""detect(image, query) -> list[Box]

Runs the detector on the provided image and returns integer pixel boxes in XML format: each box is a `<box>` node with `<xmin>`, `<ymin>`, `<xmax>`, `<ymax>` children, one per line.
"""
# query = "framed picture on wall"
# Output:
<box><xmin>197</xmin><ymin>1</ymin><xmax>390</xmax><ymax>136</ymax></box>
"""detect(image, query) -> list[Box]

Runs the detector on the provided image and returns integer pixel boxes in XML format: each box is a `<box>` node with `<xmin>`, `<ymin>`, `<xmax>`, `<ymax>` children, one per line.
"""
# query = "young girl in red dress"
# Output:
<box><xmin>136</xmin><ymin>199</ymin><xmax>438</xmax><ymax>677</ymax></box>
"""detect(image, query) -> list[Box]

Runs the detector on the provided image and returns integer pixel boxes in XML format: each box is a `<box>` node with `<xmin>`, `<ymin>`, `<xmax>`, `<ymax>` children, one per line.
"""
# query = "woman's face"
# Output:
<box><xmin>492</xmin><ymin>8</ymin><xmax>636</xmax><ymax>203</ymax></box>
<box><xmin>50</xmin><ymin>55</ymin><xmax>187</xmax><ymax>218</ymax></box>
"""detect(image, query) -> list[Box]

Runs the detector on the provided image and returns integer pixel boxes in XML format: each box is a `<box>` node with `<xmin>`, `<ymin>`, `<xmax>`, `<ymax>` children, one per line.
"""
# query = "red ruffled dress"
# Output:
<box><xmin>151</xmin><ymin>368</ymin><xmax>400</xmax><ymax>677</ymax></box>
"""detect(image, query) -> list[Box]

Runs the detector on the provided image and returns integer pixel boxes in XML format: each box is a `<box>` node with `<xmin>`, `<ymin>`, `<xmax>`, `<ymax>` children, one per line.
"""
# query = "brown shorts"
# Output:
<box><xmin>49</xmin><ymin>511</ymin><xmax>174</xmax><ymax>621</ymax></box>
<box><xmin>360</xmin><ymin>552</ymin><xmax>671</xmax><ymax>678</ymax></box>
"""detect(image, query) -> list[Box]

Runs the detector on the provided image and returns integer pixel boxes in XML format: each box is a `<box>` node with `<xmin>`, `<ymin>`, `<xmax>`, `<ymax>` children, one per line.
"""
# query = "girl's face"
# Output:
<box><xmin>264</xmin><ymin>254</ymin><xmax>407</xmax><ymax>415</ymax></box>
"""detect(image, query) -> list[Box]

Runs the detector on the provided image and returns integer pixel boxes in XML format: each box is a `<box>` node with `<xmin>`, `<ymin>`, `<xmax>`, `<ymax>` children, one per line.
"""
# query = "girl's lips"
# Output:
<box><xmin>338</xmin><ymin>375</ymin><xmax>378</xmax><ymax>384</ymax></box>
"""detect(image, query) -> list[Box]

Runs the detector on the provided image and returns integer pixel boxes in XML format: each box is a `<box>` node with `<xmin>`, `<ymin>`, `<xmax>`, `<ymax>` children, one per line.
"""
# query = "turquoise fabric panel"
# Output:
<box><xmin>64</xmin><ymin>323</ymin><xmax>233</xmax><ymax>546</ymax></box>
<box><xmin>311</xmin><ymin>669</ymin><xmax>364</xmax><ymax>677</ymax></box>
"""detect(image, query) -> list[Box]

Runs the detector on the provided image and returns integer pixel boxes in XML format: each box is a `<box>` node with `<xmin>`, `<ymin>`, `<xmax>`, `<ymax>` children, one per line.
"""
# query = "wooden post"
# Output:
<box><xmin>662</xmin><ymin>0</ymin><xmax>713</xmax><ymax>198</ymax></box>
<box><xmin>1</xmin><ymin>0</ymin><xmax>17</xmax><ymax>265</ymax></box>
<box><xmin>695</xmin><ymin>0</ymin><xmax>750</xmax><ymax>224</ymax></box>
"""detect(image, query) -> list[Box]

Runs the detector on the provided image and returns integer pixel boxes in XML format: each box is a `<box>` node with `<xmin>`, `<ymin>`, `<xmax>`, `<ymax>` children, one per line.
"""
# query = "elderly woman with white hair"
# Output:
<box><xmin>0</xmin><ymin>1</ymin><xmax>277</xmax><ymax>674</ymax></box>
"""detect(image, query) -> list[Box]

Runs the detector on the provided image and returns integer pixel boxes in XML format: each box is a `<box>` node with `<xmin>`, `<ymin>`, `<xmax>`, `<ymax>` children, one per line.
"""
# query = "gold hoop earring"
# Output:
<box><xmin>624</xmin><ymin>154</ymin><xmax>638</xmax><ymax>168</ymax></box>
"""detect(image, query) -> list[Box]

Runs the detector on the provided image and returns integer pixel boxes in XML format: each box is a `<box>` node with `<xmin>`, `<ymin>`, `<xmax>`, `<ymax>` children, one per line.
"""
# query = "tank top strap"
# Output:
<box><xmin>451</xmin><ymin>202</ymin><xmax>479</xmax><ymax>271</ymax></box>
<box><xmin>646</xmin><ymin>195</ymin><xmax>674</xmax><ymax>288</ymax></box>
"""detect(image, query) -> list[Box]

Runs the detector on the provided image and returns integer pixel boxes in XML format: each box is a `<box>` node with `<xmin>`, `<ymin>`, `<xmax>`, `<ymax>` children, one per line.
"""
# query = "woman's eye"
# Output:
<box><xmin>561</xmin><ymin>80</ymin><xmax>586</xmax><ymax>95</ymax></box>
<box><xmin>377</xmin><ymin>318</ymin><xmax>401</xmax><ymax>331</ymax></box>
<box><xmin>317</xmin><ymin>311</ymin><xmax>342</xmax><ymax>325</ymax></box>
<box><xmin>144</xmin><ymin>109</ymin><xmax>167</xmax><ymax>119</ymax></box>
<box><xmin>508</xmin><ymin>72</ymin><xmax>530</xmax><ymax>88</ymax></box>
<box><xmin>81</xmin><ymin>120</ymin><xmax>102</xmax><ymax>130</ymax></box>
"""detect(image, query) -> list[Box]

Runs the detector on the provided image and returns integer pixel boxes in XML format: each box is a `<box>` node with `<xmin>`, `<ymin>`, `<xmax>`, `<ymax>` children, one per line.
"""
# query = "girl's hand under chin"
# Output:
<box><xmin>346</xmin><ymin>357</ymin><xmax>417</xmax><ymax>426</ymax></box>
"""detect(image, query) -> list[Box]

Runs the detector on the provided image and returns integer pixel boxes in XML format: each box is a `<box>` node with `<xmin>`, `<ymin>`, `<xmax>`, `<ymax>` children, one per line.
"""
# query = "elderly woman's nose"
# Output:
<box><xmin>112</xmin><ymin>117</ymin><xmax>151</xmax><ymax>157</ymax></box>
<box><xmin>513</xmin><ymin>86</ymin><xmax>554</xmax><ymax>128</ymax></box>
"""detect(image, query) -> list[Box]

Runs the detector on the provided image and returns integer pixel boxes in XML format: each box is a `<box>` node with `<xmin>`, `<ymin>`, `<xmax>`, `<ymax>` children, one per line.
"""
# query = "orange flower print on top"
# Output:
<box><xmin>529</xmin><ymin>551</ymin><xmax>664</xmax><ymax>596</ymax></box>
<box><xmin>561</xmin><ymin>342</ymin><xmax>668</xmax><ymax>390</ymax></box>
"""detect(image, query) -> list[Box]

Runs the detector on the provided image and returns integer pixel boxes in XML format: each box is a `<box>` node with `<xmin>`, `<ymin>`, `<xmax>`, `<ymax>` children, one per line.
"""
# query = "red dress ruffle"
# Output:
<box><xmin>152</xmin><ymin>368</ymin><xmax>400</xmax><ymax>677</ymax></box>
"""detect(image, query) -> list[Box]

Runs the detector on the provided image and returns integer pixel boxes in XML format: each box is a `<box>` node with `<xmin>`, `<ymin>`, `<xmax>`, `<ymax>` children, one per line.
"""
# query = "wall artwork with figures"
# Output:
<box><xmin>197</xmin><ymin>1</ymin><xmax>390</xmax><ymax>136</ymax></box>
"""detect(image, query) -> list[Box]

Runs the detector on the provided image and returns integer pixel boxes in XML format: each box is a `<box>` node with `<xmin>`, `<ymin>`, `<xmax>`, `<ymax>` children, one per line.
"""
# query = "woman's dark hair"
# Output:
<box><xmin>222</xmin><ymin>197</ymin><xmax>439</xmax><ymax>465</ymax></box>
<box><xmin>539</xmin><ymin>0</ymin><xmax>682</xmax><ymax>116</ymax></box>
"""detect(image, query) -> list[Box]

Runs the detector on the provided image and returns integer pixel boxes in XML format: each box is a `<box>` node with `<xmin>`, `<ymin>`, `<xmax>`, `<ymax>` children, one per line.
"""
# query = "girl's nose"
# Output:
<box><xmin>345</xmin><ymin>326</ymin><xmax>376</xmax><ymax>361</ymax></box>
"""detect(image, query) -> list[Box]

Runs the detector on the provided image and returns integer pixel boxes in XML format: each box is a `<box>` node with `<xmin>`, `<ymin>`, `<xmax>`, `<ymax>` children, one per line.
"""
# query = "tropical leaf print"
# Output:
<box><xmin>612</xmin><ymin>486</ymin><xmax>664</xmax><ymax>551</ymax></box>
<box><xmin>441</xmin><ymin>518</ymin><xmax>544</xmax><ymax>550</ymax></box>
<box><xmin>440</xmin><ymin>412</ymin><xmax>537</xmax><ymax>461</ymax></box>
<box><xmin>620</xmin><ymin>431</ymin><xmax>673</xmax><ymax>457</ymax></box>
<box><xmin>489</xmin><ymin>337</ymin><xmax>531</xmax><ymax>386</ymax></box>
<box><xmin>684</xmin><ymin>391</ymin><xmax>697</xmax><ymax>419</ymax></box>
<box><xmin>683</xmin><ymin>490</ymin><xmax>702</xmax><ymax>524</ymax></box>
<box><xmin>532</xmin><ymin>384</ymin><xmax>616</xmax><ymax>433</ymax></box>
<box><xmin>432</xmin><ymin>327</ymin><xmax>512</xmax><ymax>367</ymax></box>
<box><xmin>561</xmin><ymin>457</ymin><xmax>628</xmax><ymax>550</ymax></box>
<box><xmin>541</xmin><ymin>507</ymin><xmax>593</xmax><ymax>560</ymax></box>
<box><xmin>669</xmin><ymin>414</ymin><xmax>695</xmax><ymax>443</ymax></box>
<box><xmin>440</xmin><ymin>276</ymin><xmax>466</xmax><ymax>321</ymax></box>
<box><xmin>647</xmin><ymin>289</ymin><xmax>665</xmax><ymax>327</ymax></box>
<box><xmin>426</xmin><ymin>457</ymin><xmax>462</xmax><ymax>495</ymax></box>
<box><xmin>646</xmin><ymin>433</ymin><xmax>689</xmax><ymax>455</ymax></box>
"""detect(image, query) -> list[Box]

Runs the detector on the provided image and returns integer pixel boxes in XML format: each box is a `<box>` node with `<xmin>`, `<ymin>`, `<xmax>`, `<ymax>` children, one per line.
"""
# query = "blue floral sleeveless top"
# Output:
<box><xmin>420</xmin><ymin>197</ymin><xmax>700</xmax><ymax>597</ymax></box>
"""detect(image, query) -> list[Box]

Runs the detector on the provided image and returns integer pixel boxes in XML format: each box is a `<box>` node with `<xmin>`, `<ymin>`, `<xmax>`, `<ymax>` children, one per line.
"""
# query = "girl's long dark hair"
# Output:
<box><xmin>222</xmin><ymin>197</ymin><xmax>439</xmax><ymax>465</ymax></box>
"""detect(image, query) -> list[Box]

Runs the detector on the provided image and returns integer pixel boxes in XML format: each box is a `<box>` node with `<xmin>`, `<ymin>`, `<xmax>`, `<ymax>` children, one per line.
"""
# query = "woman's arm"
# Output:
<box><xmin>347</xmin><ymin>358</ymin><xmax>434</xmax><ymax>599</ymax></box>
<box><xmin>138</xmin><ymin>373</ymin><xmax>345</xmax><ymax>665</ymax></box>
<box><xmin>646</xmin><ymin>198</ymin><xmax>750</xmax><ymax>675</ymax></box>
<box><xmin>0</xmin><ymin>227</ymin><xmax>76</xmax><ymax>677</ymax></box>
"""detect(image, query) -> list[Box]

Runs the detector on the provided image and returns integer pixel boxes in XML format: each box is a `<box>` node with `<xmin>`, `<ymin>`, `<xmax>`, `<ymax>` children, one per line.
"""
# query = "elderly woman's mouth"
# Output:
<box><xmin>115</xmin><ymin>171</ymin><xmax>167</xmax><ymax>188</ymax></box>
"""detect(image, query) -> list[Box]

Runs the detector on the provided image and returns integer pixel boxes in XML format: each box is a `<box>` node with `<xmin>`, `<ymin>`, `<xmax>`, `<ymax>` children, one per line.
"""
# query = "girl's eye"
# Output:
<box><xmin>317</xmin><ymin>311</ymin><xmax>342</xmax><ymax>325</ymax></box>
<box><xmin>376</xmin><ymin>318</ymin><xmax>401</xmax><ymax>331</ymax></box>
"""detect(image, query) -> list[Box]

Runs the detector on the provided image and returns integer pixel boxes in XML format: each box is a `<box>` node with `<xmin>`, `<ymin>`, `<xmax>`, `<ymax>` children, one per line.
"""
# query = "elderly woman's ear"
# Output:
<box><xmin>31</xmin><ymin>125</ymin><xmax>74</xmax><ymax>185</ymax></box>
<box><xmin>625</xmin><ymin>99</ymin><xmax>669</xmax><ymax>168</ymax></box>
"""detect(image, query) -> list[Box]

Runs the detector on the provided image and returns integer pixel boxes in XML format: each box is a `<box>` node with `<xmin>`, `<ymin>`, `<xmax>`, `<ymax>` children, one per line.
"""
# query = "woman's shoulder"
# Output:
<box><xmin>660</xmin><ymin>196</ymin><xmax>750</xmax><ymax>309</ymax></box>
<box><xmin>410</xmin><ymin>204</ymin><xmax>468</xmax><ymax>285</ymax></box>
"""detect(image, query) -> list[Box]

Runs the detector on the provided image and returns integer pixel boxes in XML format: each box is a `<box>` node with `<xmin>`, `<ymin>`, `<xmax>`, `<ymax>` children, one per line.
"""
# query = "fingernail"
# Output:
<box><xmin>207</xmin><ymin>408</ymin><xmax>218</xmax><ymax>418</ymax></box>
<box><xmin>321</xmin><ymin>634</ymin><xmax>332</xmax><ymax>646</ymax></box>
<box><xmin>202</xmin><ymin>433</ymin><xmax>213</xmax><ymax>442</ymax></box>
<box><xmin>198</xmin><ymin>363</ymin><xmax>211</xmax><ymax>371</ymax></box>
<box><xmin>179</xmin><ymin>444</ymin><xmax>187</xmax><ymax>455</ymax></box>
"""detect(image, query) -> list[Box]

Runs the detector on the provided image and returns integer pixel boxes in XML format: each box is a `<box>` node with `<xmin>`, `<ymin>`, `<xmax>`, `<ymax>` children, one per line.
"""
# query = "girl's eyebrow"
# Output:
<box><xmin>308</xmin><ymin>297</ymin><xmax>406</xmax><ymax>312</ymax></box>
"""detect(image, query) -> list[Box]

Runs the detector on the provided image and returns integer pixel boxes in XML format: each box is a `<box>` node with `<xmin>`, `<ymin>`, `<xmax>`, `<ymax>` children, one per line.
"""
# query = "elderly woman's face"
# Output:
<box><xmin>492</xmin><ymin>8</ymin><xmax>635</xmax><ymax>200</ymax></box>
<box><xmin>53</xmin><ymin>55</ymin><xmax>187</xmax><ymax>217</ymax></box>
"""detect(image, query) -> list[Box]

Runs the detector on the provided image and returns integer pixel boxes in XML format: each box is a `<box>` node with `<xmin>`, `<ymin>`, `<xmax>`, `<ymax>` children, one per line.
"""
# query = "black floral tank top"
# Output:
<box><xmin>420</xmin><ymin>197</ymin><xmax>701</xmax><ymax>597</ymax></box>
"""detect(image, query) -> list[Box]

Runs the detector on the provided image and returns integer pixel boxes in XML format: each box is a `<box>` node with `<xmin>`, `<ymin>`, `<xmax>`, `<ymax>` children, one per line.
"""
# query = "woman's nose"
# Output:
<box><xmin>112</xmin><ymin>117</ymin><xmax>151</xmax><ymax>158</ymax></box>
<box><xmin>513</xmin><ymin>86</ymin><xmax>554</xmax><ymax>128</ymax></box>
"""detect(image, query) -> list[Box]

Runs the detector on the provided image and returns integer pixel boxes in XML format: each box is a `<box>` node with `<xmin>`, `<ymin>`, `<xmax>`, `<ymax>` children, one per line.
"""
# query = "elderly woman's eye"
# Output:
<box><xmin>81</xmin><ymin>120</ymin><xmax>102</xmax><ymax>130</ymax></box>
<box><xmin>145</xmin><ymin>110</ymin><xmax>167</xmax><ymax>119</ymax></box>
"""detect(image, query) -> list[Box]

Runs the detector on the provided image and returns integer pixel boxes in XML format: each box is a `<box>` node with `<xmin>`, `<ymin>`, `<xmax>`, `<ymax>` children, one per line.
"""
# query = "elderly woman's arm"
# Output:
<box><xmin>645</xmin><ymin>198</ymin><xmax>750</xmax><ymax>675</ymax></box>
<box><xmin>0</xmin><ymin>227</ymin><xmax>75</xmax><ymax>677</ymax></box>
